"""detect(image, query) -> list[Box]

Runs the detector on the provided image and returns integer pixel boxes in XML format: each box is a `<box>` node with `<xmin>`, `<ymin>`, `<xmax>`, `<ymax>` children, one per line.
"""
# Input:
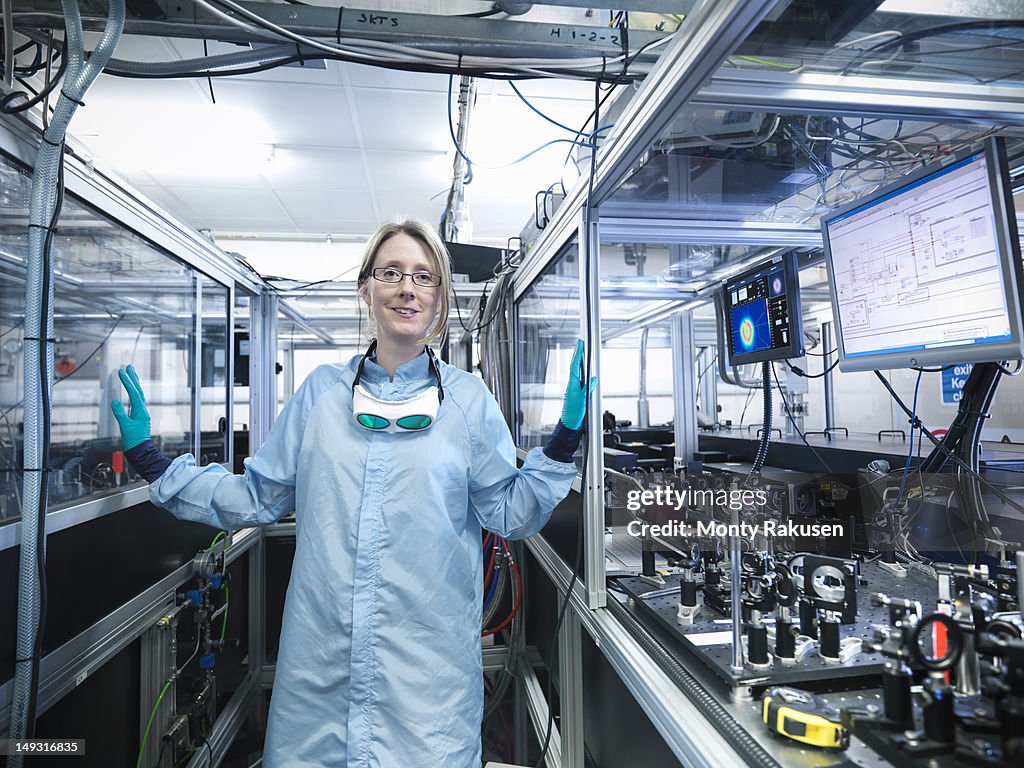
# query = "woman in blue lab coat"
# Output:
<box><xmin>112</xmin><ymin>219</ymin><xmax>595</xmax><ymax>767</ymax></box>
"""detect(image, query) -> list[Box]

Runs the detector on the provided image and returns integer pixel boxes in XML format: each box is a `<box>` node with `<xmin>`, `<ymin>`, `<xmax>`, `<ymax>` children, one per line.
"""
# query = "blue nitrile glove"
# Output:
<box><xmin>110</xmin><ymin>364</ymin><xmax>151</xmax><ymax>450</ymax></box>
<box><xmin>560</xmin><ymin>339</ymin><xmax>598</xmax><ymax>431</ymax></box>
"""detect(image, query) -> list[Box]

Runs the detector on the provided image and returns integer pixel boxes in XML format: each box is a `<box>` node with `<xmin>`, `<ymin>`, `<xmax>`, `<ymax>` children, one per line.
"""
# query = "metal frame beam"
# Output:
<box><xmin>525</xmin><ymin>534</ymin><xmax>749</xmax><ymax>768</ymax></box>
<box><xmin>598</xmin><ymin>215</ymin><xmax>824</xmax><ymax>248</ymax></box>
<box><xmin>514</xmin><ymin>0</ymin><xmax>781</xmax><ymax>300</ymax></box>
<box><xmin>695</xmin><ymin>69</ymin><xmax>1024</xmax><ymax>126</ymax></box>
<box><xmin>519</xmin><ymin>655</ymin><xmax>561</xmax><ymax>768</ymax></box>
<box><xmin>14</xmin><ymin>0</ymin><xmax>668</xmax><ymax>61</ymax></box>
<box><xmin>0</xmin><ymin>529</ymin><xmax>259</xmax><ymax>732</ymax></box>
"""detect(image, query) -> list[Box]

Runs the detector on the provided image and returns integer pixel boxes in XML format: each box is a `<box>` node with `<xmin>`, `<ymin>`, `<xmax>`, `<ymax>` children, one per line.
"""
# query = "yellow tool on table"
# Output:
<box><xmin>762</xmin><ymin>686</ymin><xmax>849</xmax><ymax>749</ymax></box>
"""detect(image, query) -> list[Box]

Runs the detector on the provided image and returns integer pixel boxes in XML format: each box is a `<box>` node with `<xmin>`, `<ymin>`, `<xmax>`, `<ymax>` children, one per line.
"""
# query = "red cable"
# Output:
<box><xmin>483</xmin><ymin>540</ymin><xmax>499</xmax><ymax>593</ymax></box>
<box><xmin>482</xmin><ymin>543</ymin><xmax>522</xmax><ymax>637</ymax></box>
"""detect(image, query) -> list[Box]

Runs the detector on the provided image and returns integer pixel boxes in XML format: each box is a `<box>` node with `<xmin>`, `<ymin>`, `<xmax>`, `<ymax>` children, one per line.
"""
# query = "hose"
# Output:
<box><xmin>607</xmin><ymin>598</ymin><xmax>781</xmax><ymax>768</ymax></box>
<box><xmin>10</xmin><ymin>0</ymin><xmax>124</xmax><ymax>757</ymax></box>
<box><xmin>751</xmin><ymin>362</ymin><xmax>772</xmax><ymax>473</ymax></box>
<box><xmin>637</xmin><ymin>326</ymin><xmax>650</xmax><ymax>428</ymax></box>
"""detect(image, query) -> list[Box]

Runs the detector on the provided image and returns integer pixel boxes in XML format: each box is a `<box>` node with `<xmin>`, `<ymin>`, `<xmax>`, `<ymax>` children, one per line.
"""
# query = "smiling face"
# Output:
<box><xmin>361</xmin><ymin>232</ymin><xmax>441</xmax><ymax>353</ymax></box>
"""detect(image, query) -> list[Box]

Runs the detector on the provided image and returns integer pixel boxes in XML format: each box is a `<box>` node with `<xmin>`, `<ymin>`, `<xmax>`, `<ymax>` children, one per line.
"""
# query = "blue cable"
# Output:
<box><xmin>446</xmin><ymin>75</ymin><xmax>605</xmax><ymax>171</ymax></box>
<box><xmin>895</xmin><ymin>370</ymin><xmax>923</xmax><ymax>506</ymax></box>
<box><xmin>508</xmin><ymin>81</ymin><xmax>592</xmax><ymax>138</ymax></box>
<box><xmin>483</xmin><ymin>559</ymin><xmax>501</xmax><ymax>609</ymax></box>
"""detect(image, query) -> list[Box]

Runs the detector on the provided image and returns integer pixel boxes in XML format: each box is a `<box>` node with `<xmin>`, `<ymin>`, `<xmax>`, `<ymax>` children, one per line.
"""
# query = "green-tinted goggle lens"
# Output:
<box><xmin>356</xmin><ymin>413</ymin><xmax>433</xmax><ymax>430</ymax></box>
<box><xmin>357</xmin><ymin>414</ymin><xmax>390</xmax><ymax>430</ymax></box>
<box><xmin>395</xmin><ymin>415</ymin><xmax>433</xmax><ymax>430</ymax></box>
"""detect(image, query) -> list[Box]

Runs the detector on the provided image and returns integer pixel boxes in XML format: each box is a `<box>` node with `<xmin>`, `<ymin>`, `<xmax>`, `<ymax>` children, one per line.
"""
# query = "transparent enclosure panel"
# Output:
<box><xmin>515</xmin><ymin>237</ymin><xmax>582</xmax><ymax>464</ymax></box>
<box><xmin>0</xmin><ymin>152</ymin><xmax>198</xmax><ymax>521</ymax></box>
<box><xmin>724</xmin><ymin>6</ymin><xmax>1024</xmax><ymax>87</ymax></box>
<box><xmin>199</xmin><ymin>276</ymin><xmax>229</xmax><ymax>466</ymax></box>
<box><xmin>600</xmin><ymin>325</ymin><xmax>674</xmax><ymax>429</ymax></box>
<box><xmin>233</xmin><ymin>291</ymin><xmax>251</xmax><ymax>433</ymax></box>
<box><xmin>602</xmin><ymin>112</ymin><xmax>1017</xmax><ymax>230</ymax></box>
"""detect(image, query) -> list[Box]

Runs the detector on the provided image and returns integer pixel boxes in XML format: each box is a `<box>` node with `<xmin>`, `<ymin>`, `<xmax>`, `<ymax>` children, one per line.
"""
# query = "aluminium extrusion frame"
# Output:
<box><xmin>597</xmin><ymin>216</ymin><xmax>825</xmax><ymax>248</ymax></box>
<box><xmin>580</xmin><ymin>209</ymin><xmax>606</xmax><ymax>611</ymax></box>
<box><xmin>520</xmin><ymin>656</ymin><xmax>561</xmax><ymax>768</ymax></box>
<box><xmin>671</xmin><ymin>311</ymin><xmax>700</xmax><ymax>468</ymax></box>
<box><xmin>508</xmin><ymin>4</ymin><xmax>793</xmax><ymax>762</ymax></box>
<box><xmin>0</xmin><ymin>528</ymin><xmax>259</xmax><ymax>733</ymax></box>
<box><xmin>140</xmin><ymin>612</ymin><xmax>176</xmax><ymax>768</ymax></box>
<box><xmin>695</xmin><ymin>70</ymin><xmax>1024</xmax><ymax>127</ymax></box>
<box><xmin>525</xmin><ymin>533</ymin><xmax>749</xmax><ymax>768</ymax></box>
<box><xmin>513</xmin><ymin>0</ymin><xmax>783</xmax><ymax>298</ymax></box>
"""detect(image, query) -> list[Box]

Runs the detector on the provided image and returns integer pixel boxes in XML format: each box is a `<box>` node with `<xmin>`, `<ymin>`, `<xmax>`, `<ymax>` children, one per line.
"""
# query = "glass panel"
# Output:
<box><xmin>600</xmin><ymin>325</ymin><xmax>674</xmax><ymax>431</ymax></box>
<box><xmin>233</xmin><ymin>291</ymin><xmax>251</xmax><ymax>433</ymax></box>
<box><xmin>726</xmin><ymin>7</ymin><xmax>1024</xmax><ymax>86</ymax></box>
<box><xmin>199</xmin><ymin>276</ymin><xmax>229</xmax><ymax>467</ymax></box>
<box><xmin>515</xmin><ymin>237</ymin><xmax>581</xmax><ymax>464</ymax></box>
<box><xmin>602</xmin><ymin>112</ymin><xmax>1018</xmax><ymax>232</ymax></box>
<box><xmin>0</xmin><ymin>152</ymin><xmax>196</xmax><ymax>522</ymax></box>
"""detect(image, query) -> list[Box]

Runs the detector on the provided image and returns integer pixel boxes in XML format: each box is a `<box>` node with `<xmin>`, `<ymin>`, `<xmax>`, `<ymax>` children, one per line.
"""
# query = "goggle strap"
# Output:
<box><xmin>353</xmin><ymin>340</ymin><xmax>444</xmax><ymax>405</ymax></box>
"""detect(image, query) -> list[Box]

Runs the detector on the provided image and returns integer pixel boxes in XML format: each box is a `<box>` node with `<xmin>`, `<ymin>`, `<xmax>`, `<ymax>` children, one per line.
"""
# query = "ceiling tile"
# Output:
<box><xmin>351</xmin><ymin>89</ymin><xmax>451</xmax><ymax>152</ymax></box>
<box><xmin>262</xmin><ymin>148</ymin><xmax>368</xmax><ymax>191</ymax></box>
<box><xmin>279</xmin><ymin>188</ymin><xmax>377</xmax><ymax>224</ymax></box>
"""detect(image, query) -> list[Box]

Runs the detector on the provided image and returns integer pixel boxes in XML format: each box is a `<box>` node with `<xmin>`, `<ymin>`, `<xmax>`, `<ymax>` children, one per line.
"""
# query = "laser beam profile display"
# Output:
<box><xmin>732</xmin><ymin>298</ymin><xmax>771</xmax><ymax>354</ymax></box>
<box><xmin>723</xmin><ymin>254</ymin><xmax>804</xmax><ymax>365</ymax></box>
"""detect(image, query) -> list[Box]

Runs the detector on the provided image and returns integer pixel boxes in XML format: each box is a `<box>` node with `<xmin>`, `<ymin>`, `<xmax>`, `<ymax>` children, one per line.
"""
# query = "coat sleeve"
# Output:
<box><xmin>466</xmin><ymin>383</ymin><xmax>578</xmax><ymax>540</ymax></box>
<box><xmin>148</xmin><ymin>368</ymin><xmax>334</xmax><ymax>530</ymax></box>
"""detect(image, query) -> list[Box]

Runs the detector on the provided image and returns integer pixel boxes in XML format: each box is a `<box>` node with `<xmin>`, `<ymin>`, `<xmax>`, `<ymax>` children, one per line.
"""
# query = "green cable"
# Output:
<box><xmin>220</xmin><ymin>585</ymin><xmax>229</xmax><ymax>646</ymax></box>
<box><xmin>735</xmin><ymin>54</ymin><xmax>798</xmax><ymax>70</ymax></box>
<box><xmin>136</xmin><ymin>678</ymin><xmax>172</xmax><ymax>768</ymax></box>
<box><xmin>209</xmin><ymin>531</ymin><xmax>226</xmax><ymax>551</ymax></box>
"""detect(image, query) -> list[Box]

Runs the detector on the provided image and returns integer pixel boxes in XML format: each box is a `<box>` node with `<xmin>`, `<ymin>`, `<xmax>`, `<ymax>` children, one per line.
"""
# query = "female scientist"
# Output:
<box><xmin>111</xmin><ymin>219</ymin><xmax>595</xmax><ymax>767</ymax></box>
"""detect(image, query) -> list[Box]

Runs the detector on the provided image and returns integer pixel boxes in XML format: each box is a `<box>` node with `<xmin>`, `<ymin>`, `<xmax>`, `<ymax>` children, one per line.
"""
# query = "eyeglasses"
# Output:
<box><xmin>371</xmin><ymin>267</ymin><xmax>441</xmax><ymax>288</ymax></box>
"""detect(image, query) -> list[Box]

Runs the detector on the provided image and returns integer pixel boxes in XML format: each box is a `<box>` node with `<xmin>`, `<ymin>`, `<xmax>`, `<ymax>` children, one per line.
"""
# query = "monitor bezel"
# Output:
<box><xmin>821</xmin><ymin>136</ymin><xmax>1024</xmax><ymax>373</ymax></box>
<box><xmin>723</xmin><ymin>252</ymin><xmax>805</xmax><ymax>366</ymax></box>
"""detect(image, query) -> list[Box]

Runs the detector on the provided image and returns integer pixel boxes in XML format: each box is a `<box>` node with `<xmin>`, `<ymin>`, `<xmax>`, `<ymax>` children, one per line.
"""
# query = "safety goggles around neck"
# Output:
<box><xmin>351</xmin><ymin>340</ymin><xmax>445</xmax><ymax>432</ymax></box>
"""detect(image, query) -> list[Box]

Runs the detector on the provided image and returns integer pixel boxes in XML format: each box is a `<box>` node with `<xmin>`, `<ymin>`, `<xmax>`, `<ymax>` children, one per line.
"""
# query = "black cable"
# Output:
<box><xmin>769</xmin><ymin>362</ymin><xmax>834</xmax><ymax>475</ymax></box>
<box><xmin>750</xmin><ymin>362</ymin><xmax>771</xmax><ymax>473</ymax></box>
<box><xmin>843</xmin><ymin>21</ymin><xmax>1024</xmax><ymax>74</ymax></box>
<box><xmin>785</xmin><ymin>359</ymin><xmax>839</xmax><ymax>379</ymax></box>
<box><xmin>103</xmin><ymin>51</ymin><xmax>570</xmax><ymax>82</ymax></box>
<box><xmin>55</xmin><ymin>317</ymin><xmax>126</xmax><ymax>382</ymax></box>
<box><xmin>152</xmin><ymin>736</ymin><xmax>169</xmax><ymax>768</ymax></box>
<box><xmin>0</xmin><ymin>316</ymin><xmax>127</xmax><ymax>425</ymax></box>
<box><xmin>102</xmin><ymin>40</ymin><xmax>654</xmax><ymax>84</ymax></box>
<box><xmin>460</xmin><ymin>7</ymin><xmax>504</xmax><ymax>18</ymax></box>
<box><xmin>534</xmin><ymin>72</ymin><xmax>601</xmax><ymax>768</ymax></box>
<box><xmin>873</xmin><ymin>370</ymin><xmax>1024</xmax><ymax>517</ymax></box>
<box><xmin>451</xmin><ymin>280</ymin><xmax>501</xmax><ymax>335</ymax></box>
<box><xmin>1</xmin><ymin>37</ymin><xmax>67</xmax><ymax>115</ymax></box>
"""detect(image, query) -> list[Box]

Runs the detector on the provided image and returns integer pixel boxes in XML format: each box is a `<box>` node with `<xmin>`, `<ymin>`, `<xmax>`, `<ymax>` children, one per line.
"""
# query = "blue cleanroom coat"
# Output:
<box><xmin>148</xmin><ymin>351</ymin><xmax>577</xmax><ymax>767</ymax></box>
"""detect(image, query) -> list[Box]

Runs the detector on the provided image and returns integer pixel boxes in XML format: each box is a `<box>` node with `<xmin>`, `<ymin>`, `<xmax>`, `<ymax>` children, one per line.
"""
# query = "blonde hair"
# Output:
<box><xmin>356</xmin><ymin>219</ymin><xmax>452</xmax><ymax>346</ymax></box>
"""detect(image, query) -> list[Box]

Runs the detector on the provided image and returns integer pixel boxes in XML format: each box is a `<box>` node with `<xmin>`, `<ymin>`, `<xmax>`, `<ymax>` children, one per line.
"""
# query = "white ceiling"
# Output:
<box><xmin>67</xmin><ymin>28</ymin><xmax>603</xmax><ymax>249</ymax></box>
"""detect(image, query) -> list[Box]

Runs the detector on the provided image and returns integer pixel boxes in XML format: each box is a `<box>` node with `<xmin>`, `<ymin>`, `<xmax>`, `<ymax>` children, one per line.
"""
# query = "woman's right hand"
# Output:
<box><xmin>110</xmin><ymin>364</ymin><xmax>152</xmax><ymax>450</ymax></box>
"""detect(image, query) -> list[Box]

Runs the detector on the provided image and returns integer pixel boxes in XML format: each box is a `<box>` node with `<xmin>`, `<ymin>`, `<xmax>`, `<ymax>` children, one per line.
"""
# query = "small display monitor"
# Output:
<box><xmin>723</xmin><ymin>254</ymin><xmax>805</xmax><ymax>365</ymax></box>
<box><xmin>821</xmin><ymin>137</ymin><xmax>1023</xmax><ymax>372</ymax></box>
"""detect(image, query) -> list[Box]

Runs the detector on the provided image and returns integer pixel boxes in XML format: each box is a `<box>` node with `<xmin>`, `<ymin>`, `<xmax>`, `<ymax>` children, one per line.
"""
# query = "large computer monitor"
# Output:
<box><xmin>723</xmin><ymin>253</ymin><xmax>805</xmax><ymax>365</ymax></box>
<box><xmin>821</xmin><ymin>137</ymin><xmax>1023</xmax><ymax>372</ymax></box>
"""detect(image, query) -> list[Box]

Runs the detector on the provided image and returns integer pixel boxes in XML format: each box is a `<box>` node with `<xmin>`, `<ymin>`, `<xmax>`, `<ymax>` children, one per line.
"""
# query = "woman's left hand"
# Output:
<box><xmin>560</xmin><ymin>339</ymin><xmax>598</xmax><ymax>430</ymax></box>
